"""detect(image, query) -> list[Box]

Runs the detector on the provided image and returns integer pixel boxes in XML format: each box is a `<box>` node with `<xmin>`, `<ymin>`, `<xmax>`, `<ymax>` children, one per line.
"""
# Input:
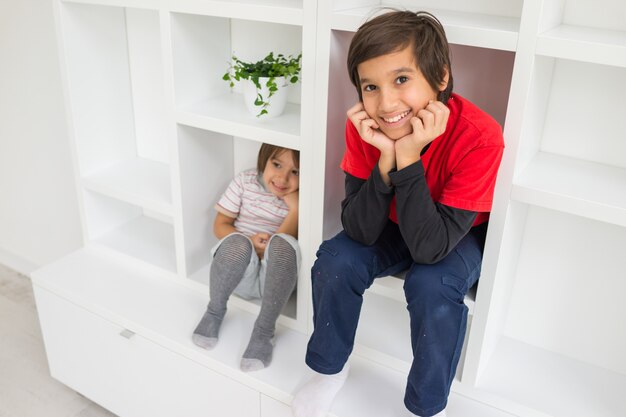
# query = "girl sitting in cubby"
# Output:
<box><xmin>192</xmin><ymin>143</ymin><xmax>300</xmax><ymax>372</ymax></box>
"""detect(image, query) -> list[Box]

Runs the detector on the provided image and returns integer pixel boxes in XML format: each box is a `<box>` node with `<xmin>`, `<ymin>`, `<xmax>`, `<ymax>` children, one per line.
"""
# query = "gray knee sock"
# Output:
<box><xmin>193</xmin><ymin>234</ymin><xmax>252</xmax><ymax>350</ymax></box>
<box><xmin>241</xmin><ymin>235</ymin><xmax>297</xmax><ymax>371</ymax></box>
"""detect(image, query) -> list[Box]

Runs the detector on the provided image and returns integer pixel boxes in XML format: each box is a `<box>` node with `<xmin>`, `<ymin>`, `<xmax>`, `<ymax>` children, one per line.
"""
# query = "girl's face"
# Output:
<box><xmin>262</xmin><ymin>150</ymin><xmax>299</xmax><ymax>198</ymax></box>
<box><xmin>357</xmin><ymin>45</ymin><xmax>447</xmax><ymax>140</ymax></box>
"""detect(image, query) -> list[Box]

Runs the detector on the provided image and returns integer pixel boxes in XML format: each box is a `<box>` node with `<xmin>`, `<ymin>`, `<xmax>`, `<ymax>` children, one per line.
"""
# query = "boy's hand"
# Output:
<box><xmin>282</xmin><ymin>190</ymin><xmax>299</xmax><ymax>211</ymax></box>
<box><xmin>251</xmin><ymin>233</ymin><xmax>270</xmax><ymax>259</ymax></box>
<box><xmin>347</xmin><ymin>102</ymin><xmax>395</xmax><ymax>155</ymax></box>
<box><xmin>395</xmin><ymin>100</ymin><xmax>449</xmax><ymax>169</ymax></box>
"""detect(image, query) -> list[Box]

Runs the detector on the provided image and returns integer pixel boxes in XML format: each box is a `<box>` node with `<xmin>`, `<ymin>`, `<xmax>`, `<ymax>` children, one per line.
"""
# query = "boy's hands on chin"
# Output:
<box><xmin>395</xmin><ymin>100</ymin><xmax>449</xmax><ymax>169</ymax></box>
<box><xmin>347</xmin><ymin>102</ymin><xmax>395</xmax><ymax>155</ymax></box>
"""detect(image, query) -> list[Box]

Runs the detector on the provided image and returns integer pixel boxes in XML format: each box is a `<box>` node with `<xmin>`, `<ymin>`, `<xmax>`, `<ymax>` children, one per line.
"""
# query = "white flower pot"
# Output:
<box><xmin>242</xmin><ymin>76</ymin><xmax>288</xmax><ymax>118</ymax></box>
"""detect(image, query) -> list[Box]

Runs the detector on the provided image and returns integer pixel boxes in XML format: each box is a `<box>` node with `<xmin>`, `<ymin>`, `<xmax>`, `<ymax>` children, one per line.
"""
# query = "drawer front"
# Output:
<box><xmin>34</xmin><ymin>286</ymin><xmax>134</xmax><ymax>416</ymax></box>
<box><xmin>34</xmin><ymin>286</ymin><xmax>260</xmax><ymax>417</ymax></box>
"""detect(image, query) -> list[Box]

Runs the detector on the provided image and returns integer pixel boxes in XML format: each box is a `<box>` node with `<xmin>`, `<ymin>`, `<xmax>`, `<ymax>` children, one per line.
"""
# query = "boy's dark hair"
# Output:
<box><xmin>257</xmin><ymin>143</ymin><xmax>300</xmax><ymax>173</ymax></box>
<box><xmin>347</xmin><ymin>10</ymin><xmax>454</xmax><ymax>103</ymax></box>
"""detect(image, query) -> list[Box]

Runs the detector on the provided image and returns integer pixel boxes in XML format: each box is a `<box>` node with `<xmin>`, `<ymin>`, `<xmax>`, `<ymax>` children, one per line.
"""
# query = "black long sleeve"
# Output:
<box><xmin>340</xmin><ymin>164</ymin><xmax>394</xmax><ymax>245</ymax></box>
<box><xmin>341</xmin><ymin>161</ymin><xmax>477</xmax><ymax>263</ymax></box>
<box><xmin>390</xmin><ymin>161</ymin><xmax>477</xmax><ymax>264</ymax></box>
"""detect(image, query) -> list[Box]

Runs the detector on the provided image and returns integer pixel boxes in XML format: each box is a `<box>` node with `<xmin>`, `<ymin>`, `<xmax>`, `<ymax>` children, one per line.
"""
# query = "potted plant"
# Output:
<box><xmin>223</xmin><ymin>52</ymin><xmax>302</xmax><ymax>118</ymax></box>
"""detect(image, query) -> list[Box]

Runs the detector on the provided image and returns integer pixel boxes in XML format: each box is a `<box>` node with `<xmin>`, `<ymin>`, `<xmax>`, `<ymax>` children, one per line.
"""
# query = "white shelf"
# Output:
<box><xmin>177</xmin><ymin>93</ymin><xmax>301</xmax><ymax>150</ymax></box>
<box><xmin>168</xmin><ymin>0</ymin><xmax>304</xmax><ymax>25</ymax></box>
<box><xmin>93</xmin><ymin>215</ymin><xmax>177</xmax><ymax>273</ymax></box>
<box><xmin>331</xmin><ymin>6</ymin><xmax>519</xmax><ymax>51</ymax></box>
<box><xmin>536</xmin><ymin>24</ymin><xmax>626</xmax><ymax>67</ymax></box>
<box><xmin>478</xmin><ymin>336</ymin><xmax>626</xmax><ymax>417</ymax></box>
<box><xmin>511</xmin><ymin>152</ymin><xmax>626</xmax><ymax>227</ymax></box>
<box><xmin>30</xmin><ymin>247</ymin><xmax>515</xmax><ymax>417</ymax></box>
<box><xmin>82</xmin><ymin>157</ymin><xmax>173</xmax><ymax>217</ymax></box>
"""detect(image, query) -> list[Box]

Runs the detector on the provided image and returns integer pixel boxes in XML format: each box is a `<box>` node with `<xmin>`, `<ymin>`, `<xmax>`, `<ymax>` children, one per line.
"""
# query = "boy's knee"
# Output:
<box><xmin>312</xmin><ymin>239</ymin><xmax>373</xmax><ymax>291</ymax></box>
<box><xmin>404</xmin><ymin>268</ymin><xmax>466</xmax><ymax>308</ymax></box>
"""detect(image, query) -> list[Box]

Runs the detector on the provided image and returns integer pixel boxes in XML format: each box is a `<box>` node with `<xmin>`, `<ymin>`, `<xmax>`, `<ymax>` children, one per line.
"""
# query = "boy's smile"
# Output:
<box><xmin>357</xmin><ymin>45</ymin><xmax>445</xmax><ymax>140</ymax></box>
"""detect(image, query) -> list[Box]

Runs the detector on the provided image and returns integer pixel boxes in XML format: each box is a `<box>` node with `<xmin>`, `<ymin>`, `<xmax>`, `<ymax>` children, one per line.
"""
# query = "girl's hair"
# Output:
<box><xmin>257</xmin><ymin>143</ymin><xmax>300</xmax><ymax>173</ymax></box>
<box><xmin>347</xmin><ymin>10</ymin><xmax>454</xmax><ymax>104</ymax></box>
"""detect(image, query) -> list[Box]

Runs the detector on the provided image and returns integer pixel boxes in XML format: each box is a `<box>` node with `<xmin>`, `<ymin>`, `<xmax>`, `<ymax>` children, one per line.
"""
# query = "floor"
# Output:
<box><xmin>0</xmin><ymin>263</ymin><xmax>117</xmax><ymax>417</ymax></box>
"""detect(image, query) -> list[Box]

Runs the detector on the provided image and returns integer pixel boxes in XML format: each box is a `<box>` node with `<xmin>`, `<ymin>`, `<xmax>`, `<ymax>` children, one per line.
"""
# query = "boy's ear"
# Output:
<box><xmin>439</xmin><ymin>66</ymin><xmax>450</xmax><ymax>92</ymax></box>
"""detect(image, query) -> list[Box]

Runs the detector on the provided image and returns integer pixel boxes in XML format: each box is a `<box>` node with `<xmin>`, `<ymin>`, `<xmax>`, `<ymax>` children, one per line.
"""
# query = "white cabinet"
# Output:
<box><xmin>34</xmin><ymin>284</ymin><xmax>260</xmax><ymax>417</ymax></box>
<box><xmin>33</xmin><ymin>0</ymin><xmax>626</xmax><ymax>416</ymax></box>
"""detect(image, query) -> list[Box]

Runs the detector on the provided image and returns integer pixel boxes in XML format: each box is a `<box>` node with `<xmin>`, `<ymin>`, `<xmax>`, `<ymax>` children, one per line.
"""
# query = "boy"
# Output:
<box><xmin>292</xmin><ymin>10</ymin><xmax>504</xmax><ymax>417</ymax></box>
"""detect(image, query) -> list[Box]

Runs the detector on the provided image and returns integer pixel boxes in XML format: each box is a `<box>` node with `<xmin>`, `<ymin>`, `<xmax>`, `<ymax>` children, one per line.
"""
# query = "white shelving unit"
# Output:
<box><xmin>31</xmin><ymin>0</ymin><xmax>626</xmax><ymax>416</ymax></box>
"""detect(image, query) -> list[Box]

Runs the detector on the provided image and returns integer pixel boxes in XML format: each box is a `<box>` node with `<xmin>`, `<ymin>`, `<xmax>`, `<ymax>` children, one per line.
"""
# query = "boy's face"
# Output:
<box><xmin>357</xmin><ymin>45</ymin><xmax>446</xmax><ymax>140</ymax></box>
<box><xmin>263</xmin><ymin>150</ymin><xmax>299</xmax><ymax>198</ymax></box>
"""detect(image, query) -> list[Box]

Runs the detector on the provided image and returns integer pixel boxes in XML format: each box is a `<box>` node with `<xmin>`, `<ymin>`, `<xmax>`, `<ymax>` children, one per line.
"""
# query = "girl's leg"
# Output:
<box><xmin>403</xmin><ymin>223</ymin><xmax>487</xmax><ymax>417</ymax></box>
<box><xmin>193</xmin><ymin>233</ymin><xmax>253</xmax><ymax>349</ymax></box>
<box><xmin>241</xmin><ymin>234</ymin><xmax>298</xmax><ymax>371</ymax></box>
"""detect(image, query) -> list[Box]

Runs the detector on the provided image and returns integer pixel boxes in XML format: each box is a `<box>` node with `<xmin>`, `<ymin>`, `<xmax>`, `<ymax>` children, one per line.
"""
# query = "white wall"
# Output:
<box><xmin>0</xmin><ymin>0</ymin><xmax>81</xmax><ymax>273</ymax></box>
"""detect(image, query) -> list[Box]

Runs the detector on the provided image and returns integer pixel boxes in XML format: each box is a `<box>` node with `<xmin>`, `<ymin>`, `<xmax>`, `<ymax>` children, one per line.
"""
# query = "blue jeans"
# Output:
<box><xmin>305</xmin><ymin>221</ymin><xmax>486</xmax><ymax>417</ymax></box>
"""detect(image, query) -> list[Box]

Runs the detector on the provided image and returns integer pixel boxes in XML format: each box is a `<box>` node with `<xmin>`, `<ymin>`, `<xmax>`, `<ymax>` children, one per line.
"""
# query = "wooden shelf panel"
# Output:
<box><xmin>92</xmin><ymin>215</ymin><xmax>177</xmax><ymax>273</ymax></box>
<box><xmin>168</xmin><ymin>0</ymin><xmax>304</xmax><ymax>25</ymax></box>
<box><xmin>536</xmin><ymin>24</ymin><xmax>626</xmax><ymax>67</ymax></box>
<box><xmin>511</xmin><ymin>152</ymin><xmax>626</xmax><ymax>227</ymax></box>
<box><xmin>478</xmin><ymin>336</ymin><xmax>626</xmax><ymax>417</ymax></box>
<box><xmin>331</xmin><ymin>6</ymin><xmax>519</xmax><ymax>51</ymax></box>
<box><xmin>177</xmin><ymin>93</ymin><xmax>301</xmax><ymax>150</ymax></box>
<box><xmin>82</xmin><ymin>157</ymin><xmax>173</xmax><ymax>217</ymax></box>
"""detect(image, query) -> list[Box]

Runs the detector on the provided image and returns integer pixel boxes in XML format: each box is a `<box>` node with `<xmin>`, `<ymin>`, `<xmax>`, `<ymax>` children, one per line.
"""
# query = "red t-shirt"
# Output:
<box><xmin>340</xmin><ymin>94</ymin><xmax>504</xmax><ymax>226</ymax></box>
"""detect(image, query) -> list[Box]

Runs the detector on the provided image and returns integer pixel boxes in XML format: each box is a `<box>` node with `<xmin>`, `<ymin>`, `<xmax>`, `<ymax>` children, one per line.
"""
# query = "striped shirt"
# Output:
<box><xmin>215</xmin><ymin>169</ymin><xmax>289</xmax><ymax>236</ymax></box>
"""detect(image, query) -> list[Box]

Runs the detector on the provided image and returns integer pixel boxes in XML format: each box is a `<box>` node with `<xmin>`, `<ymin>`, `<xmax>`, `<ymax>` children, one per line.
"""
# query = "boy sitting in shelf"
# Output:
<box><xmin>292</xmin><ymin>10</ymin><xmax>504</xmax><ymax>417</ymax></box>
<box><xmin>193</xmin><ymin>143</ymin><xmax>300</xmax><ymax>372</ymax></box>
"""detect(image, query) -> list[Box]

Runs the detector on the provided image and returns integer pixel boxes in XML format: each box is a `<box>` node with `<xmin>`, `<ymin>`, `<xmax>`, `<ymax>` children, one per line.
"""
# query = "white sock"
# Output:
<box><xmin>291</xmin><ymin>363</ymin><xmax>350</xmax><ymax>417</ymax></box>
<box><xmin>410</xmin><ymin>410</ymin><xmax>447</xmax><ymax>417</ymax></box>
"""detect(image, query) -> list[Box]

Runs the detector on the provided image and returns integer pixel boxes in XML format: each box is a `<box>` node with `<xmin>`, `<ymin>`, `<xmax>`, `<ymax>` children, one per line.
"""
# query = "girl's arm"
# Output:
<box><xmin>213</xmin><ymin>211</ymin><xmax>238</xmax><ymax>240</ymax></box>
<box><xmin>275</xmin><ymin>191</ymin><xmax>299</xmax><ymax>238</ymax></box>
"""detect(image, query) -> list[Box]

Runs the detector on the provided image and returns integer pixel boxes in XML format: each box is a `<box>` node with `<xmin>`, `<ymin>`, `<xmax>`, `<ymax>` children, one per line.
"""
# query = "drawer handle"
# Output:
<box><xmin>119</xmin><ymin>329</ymin><xmax>135</xmax><ymax>339</ymax></box>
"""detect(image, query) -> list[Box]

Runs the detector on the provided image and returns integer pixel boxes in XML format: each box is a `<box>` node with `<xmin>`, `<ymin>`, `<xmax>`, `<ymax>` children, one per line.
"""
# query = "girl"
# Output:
<box><xmin>193</xmin><ymin>143</ymin><xmax>300</xmax><ymax>372</ymax></box>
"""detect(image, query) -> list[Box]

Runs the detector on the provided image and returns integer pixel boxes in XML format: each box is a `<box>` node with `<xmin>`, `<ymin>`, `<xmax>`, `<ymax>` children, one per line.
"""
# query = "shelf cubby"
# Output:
<box><xmin>59</xmin><ymin>3</ymin><xmax>169</xmax><ymax>176</ymax></box>
<box><xmin>82</xmin><ymin>157</ymin><xmax>173</xmax><ymax>217</ymax></box>
<box><xmin>176</xmin><ymin>125</ymin><xmax>300</xmax><ymax>324</ymax></box>
<box><xmin>170</xmin><ymin>12</ymin><xmax>303</xmax><ymax>146</ymax></box>
<box><xmin>475</xmin><ymin>205</ymin><xmax>626</xmax><ymax>417</ymax></box>
<box><xmin>83</xmin><ymin>191</ymin><xmax>177</xmax><ymax>273</ymax></box>
<box><xmin>536</xmin><ymin>0</ymin><xmax>626</xmax><ymax>67</ymax></box>
<box><xmin>512</xmin><ymin>57</ymin><xmax>626</xmax><ymax>226</ymax></box>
